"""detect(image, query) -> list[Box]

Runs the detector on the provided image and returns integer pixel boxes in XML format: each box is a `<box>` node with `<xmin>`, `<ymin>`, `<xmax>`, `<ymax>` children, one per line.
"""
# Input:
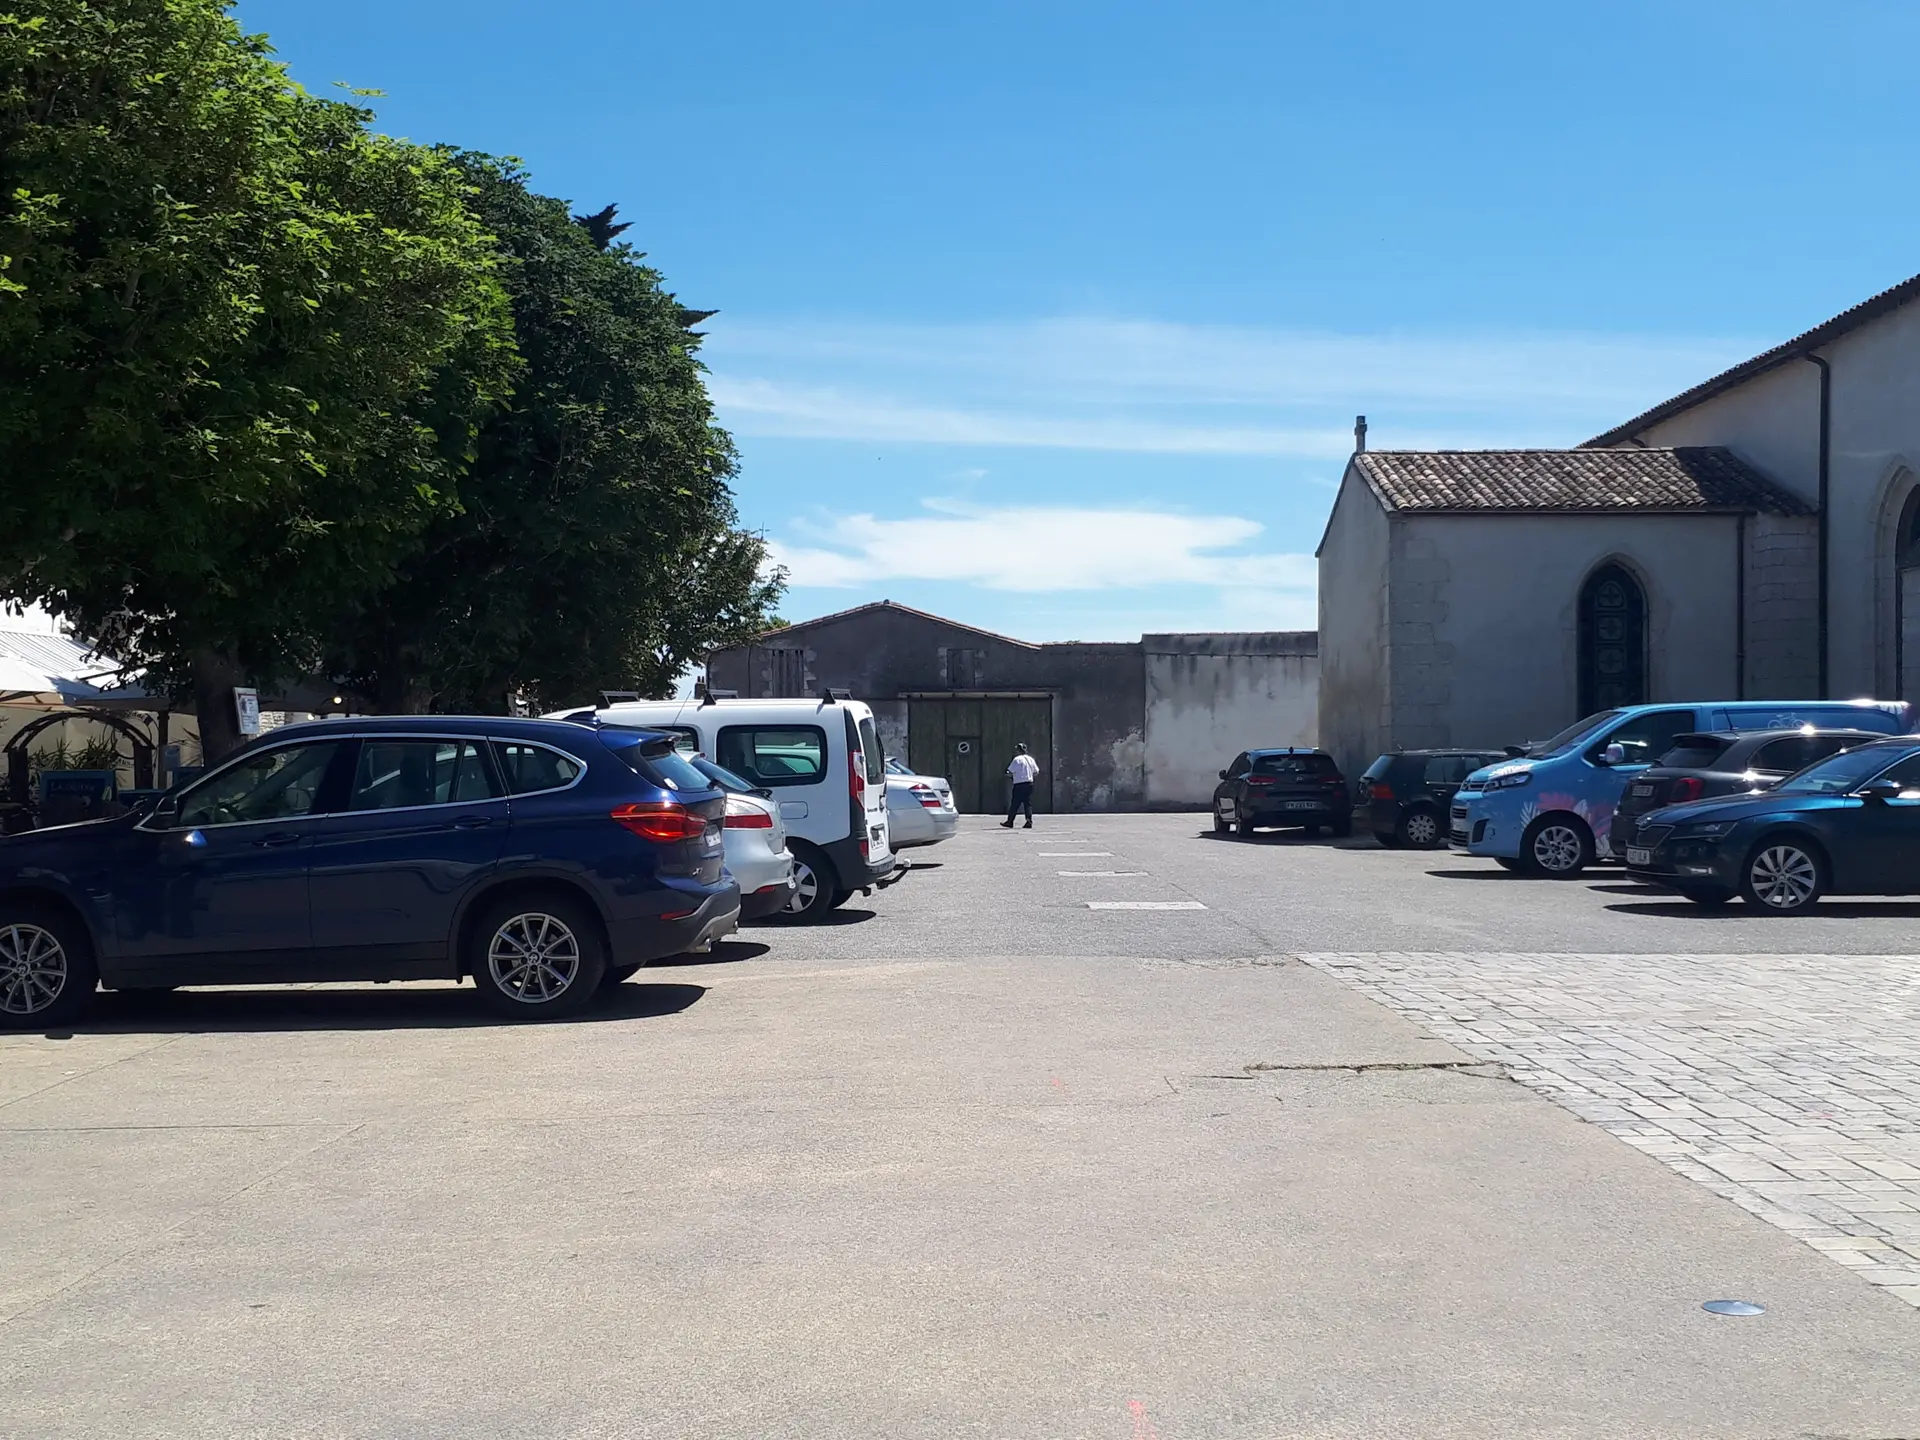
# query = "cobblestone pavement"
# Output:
<box><xmin>1299</xmin><ymin>951</ymin><xmax>1920</xmax><ymax>1308</ymax></box>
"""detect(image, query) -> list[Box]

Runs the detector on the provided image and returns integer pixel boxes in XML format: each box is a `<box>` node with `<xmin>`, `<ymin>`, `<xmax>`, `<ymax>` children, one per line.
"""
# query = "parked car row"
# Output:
<box><xmin>0</xmin><ymin>696</ymin><xmax>960</xmax><ymax>1028</ymax></box>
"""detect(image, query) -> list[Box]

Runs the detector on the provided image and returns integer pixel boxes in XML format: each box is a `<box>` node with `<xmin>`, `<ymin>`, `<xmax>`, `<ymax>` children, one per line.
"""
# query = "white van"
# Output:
<box><xmin>550</xmin><ymin>693</ymin><xmax>898</xmax><ymax>922</ymax></box>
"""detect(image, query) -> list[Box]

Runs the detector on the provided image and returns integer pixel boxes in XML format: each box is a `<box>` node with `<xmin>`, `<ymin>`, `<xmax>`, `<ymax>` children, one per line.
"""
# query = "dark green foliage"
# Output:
<box><xmin>332</xmin><ymin>156</ymin><xmax>783</xmax><ymax>712</ymax></box>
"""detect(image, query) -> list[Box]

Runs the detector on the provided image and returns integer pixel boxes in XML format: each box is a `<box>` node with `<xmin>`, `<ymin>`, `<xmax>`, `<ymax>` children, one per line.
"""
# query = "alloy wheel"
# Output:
<box><xmin>785</xmin><ymin>858</ymin><xmax>820</xmax><ymax>915</ymax></box>
<box><xmin>486</xmin><ymin>912</ymin><xmax>582</xmax><ymax>1004</ymax></box>
<box><xmin>0</xmin><ymin>923</ymin><xmax>68</xmax><ymax>1017</ymax></box>
<box><xmin>1531</xmin><ymin>824</ymin><xmax>1583</xmax><ymax>873</ymax></box>
<box><xmin>1748</xmin><ymin>845</ymin><xmax>1819</xmax><ymax>910</ymax></box>
<box><xmin>1403</xmin><ymin>811</ymin><xmax>1440</xmax><ymax>846</ymax></box>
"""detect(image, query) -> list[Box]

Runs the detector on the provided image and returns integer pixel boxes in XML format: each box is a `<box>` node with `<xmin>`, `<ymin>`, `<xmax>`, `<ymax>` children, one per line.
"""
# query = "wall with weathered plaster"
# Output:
<box><xmin>1142</xmin><ymin>632</ymin><xmax>1318</xmax><ymax>806</ymax></box>
<box><xmin>1413</xmin><ymin>511</ymin><xmax>1744</xmax><ymax>750</ymax></box>
<box><xmin>1742</xmin><ymin>513</ymin><xmax>1820</xmax><ymax>699</ymax></box>
<box><xmin>1316</xmin><ymin>465</ymin><xmax>1392</xmax><ymax>779</ymax></box>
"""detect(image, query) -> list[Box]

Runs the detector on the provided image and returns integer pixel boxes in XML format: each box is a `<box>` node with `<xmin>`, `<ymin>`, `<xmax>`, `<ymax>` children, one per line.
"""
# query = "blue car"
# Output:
<box><xmin>0</xmin><ymin>716</ymin><xmax>740</xmax><ymax>1026</ymax></box>
<box><xmin>1449</xmin><ymin>700</ymin><xmax>1910</xmax><ymax>877</ymax></box>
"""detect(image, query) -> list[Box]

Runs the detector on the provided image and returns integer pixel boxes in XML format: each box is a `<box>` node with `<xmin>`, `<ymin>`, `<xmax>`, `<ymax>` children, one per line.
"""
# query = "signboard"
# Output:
<box><xmin>233</xmin><ymin>686</ymin><xmax>261</xmax><ymax>737</ymax></box>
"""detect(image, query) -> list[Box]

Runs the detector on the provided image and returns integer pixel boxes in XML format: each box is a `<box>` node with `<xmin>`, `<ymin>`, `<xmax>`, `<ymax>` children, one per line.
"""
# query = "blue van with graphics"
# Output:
<box><xmin>1449</xmin><ymin>699</ymin><xmax>1912</xmax><ymax>876</ymax></box>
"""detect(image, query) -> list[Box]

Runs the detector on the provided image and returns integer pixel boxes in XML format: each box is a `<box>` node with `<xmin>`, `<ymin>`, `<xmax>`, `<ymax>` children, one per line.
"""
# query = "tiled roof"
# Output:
<box><xmin>1586</xmin><ymin>268</ymin><xmax>1920</xmax><ymax>446</ymax></box>
<box><xmin>1353</xmin><ymin>446</ymin><xmax>1812</xmax><ymax>516</ymax></box>
<box><xmin>742</xmin><ymin>600</ymin><xmax>1040</xmax><ymax>649</ymax></box>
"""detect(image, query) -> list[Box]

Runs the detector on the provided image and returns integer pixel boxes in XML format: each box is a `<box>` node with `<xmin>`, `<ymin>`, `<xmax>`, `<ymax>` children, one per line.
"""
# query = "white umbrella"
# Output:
<box><xmin>0</xmin><ymin>656</ymin><xmax>66</xmax><ymax>705</ymax></box>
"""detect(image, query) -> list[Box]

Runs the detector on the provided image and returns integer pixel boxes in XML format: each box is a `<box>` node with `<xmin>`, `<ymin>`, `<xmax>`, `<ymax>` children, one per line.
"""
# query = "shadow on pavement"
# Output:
<box><xmin>744</xmin><ymin>907</ymin><xmax>876</xmax><ymax>930</ymax></box>
<box><xmin>1424</xmin><ymin>868</ymin><xmax>1516</xmax><ymax>880</ymax></box>
<box><xmin>44</xmin><ymin>980</ymin><xmax>707</xmax><ymax>1037</ymax></box>
<box><xmin>647</xmin><ymin>939</ymin><xmax>771</xmax><ymax>968</ymax></box>
<box><xmin>1606</xmin><ymin>899</ymin><xmax>1920</xmax><ymax>919</ymax></box>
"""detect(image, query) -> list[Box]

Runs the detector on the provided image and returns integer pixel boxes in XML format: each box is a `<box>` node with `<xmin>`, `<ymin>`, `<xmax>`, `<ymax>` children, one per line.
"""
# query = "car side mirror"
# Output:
<box><xmin>1600</xmin><ymin>743</ymin><xmax>1628</xmax><ymax>766</ymax></box>
<box><xmin>1857</xmin><ymin>777</ymin><xmax>1903</xmax><ymax>802</ymax></box>
<box><xmin>148</xmin><ymin>795</ymin><xmax>180</xmax><ymax>828</ymax></box>
<box><xmin>1218</xmin><ymin>769</ymin><xmax>1229</xmax><ymax>780</ymax></box>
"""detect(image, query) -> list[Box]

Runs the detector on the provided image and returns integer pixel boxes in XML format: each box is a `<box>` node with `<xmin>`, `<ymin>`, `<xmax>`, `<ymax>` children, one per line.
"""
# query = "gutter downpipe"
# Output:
<box><xmin>1803</xmin><ymin>352</ymin><xmax>1832</xmax><ymax>698</ymax></box>
<box><xmin>1735</xmin><ymin>511</ymin><xmax>1747</xmax><ymax>700</ymax></box>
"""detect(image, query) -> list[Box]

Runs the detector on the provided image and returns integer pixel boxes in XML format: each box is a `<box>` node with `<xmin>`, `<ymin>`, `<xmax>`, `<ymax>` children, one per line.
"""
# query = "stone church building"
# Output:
<box><xmin>1318</xmin><ymin>270</ymin><xmax>1920</xmax><ymax>777</ymax></box>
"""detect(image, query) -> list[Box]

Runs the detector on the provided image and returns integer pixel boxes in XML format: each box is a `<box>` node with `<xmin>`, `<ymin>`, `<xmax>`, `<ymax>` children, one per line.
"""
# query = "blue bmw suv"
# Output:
<box><xmin>0</xmin><ymin>716</ymin><xmax>739</xmax><ymax>1026</ymax></box>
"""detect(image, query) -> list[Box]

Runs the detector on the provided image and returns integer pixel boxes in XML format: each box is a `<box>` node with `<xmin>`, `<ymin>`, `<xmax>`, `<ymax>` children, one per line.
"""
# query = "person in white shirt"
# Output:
<box><xmin>1001</xmin><ymin>743</ymin><xmax>1040</xmax><ymax>828</ymax></box>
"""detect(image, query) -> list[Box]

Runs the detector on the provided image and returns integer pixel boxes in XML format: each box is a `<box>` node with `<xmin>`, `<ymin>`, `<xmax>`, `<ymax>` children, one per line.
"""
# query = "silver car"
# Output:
<box><xmin>691</xmin><ymin>758</ymin><xmax>797</xmax><ymax>919</ymax></box>
<box><xmin>885</xmin><ymin>758</ymin><xmax>959</xmax><ymax>849</ymax></box>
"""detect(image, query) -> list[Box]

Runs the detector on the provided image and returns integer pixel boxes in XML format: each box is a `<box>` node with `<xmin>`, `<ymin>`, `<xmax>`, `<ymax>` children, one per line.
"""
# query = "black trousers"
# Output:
<box><xmin>1006</xmin><ymin>781</ymin><xmax>1034</xmax><ymax>823</ymax></box>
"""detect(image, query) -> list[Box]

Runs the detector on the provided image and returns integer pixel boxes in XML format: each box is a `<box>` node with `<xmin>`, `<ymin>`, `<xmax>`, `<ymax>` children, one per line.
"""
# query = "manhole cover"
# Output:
<box><xmin>1702</xmin><ymin>1299</ymin><xmax>1765</xmax><ymax>1316</ymax></box>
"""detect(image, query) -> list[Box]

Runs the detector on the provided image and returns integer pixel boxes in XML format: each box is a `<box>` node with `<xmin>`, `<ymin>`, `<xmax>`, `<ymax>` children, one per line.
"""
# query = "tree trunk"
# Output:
<box><xmin>191</xmin><ymin>649</ymin><xmax>246</xmax><ymax>764</ymax></box>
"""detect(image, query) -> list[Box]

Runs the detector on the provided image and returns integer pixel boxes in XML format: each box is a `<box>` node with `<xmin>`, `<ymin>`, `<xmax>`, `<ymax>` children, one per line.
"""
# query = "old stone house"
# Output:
<box><xmin>1317</xmin><ymin>269</ymin><xmax>1920</xmax><ymax>777</ymax></box>
<box><xmin>706</xmin><ymin>602</ymin><xmax>1317</xmax><ymax>812</ymax></box>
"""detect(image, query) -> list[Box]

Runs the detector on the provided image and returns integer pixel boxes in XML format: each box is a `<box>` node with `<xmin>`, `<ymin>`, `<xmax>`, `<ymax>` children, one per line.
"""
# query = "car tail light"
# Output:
<box><xmin>1248</xmin><ymin>779</ymin><xmax>1274</xmax><ymax>790</ymax></box>
<box><xmin>850</xmin><ymin>763</ymin><xmax>865</xmax><ymax>801</ymax></box>
<box><xmin>1669</xmin><ymin>776</ymin><xmax>1704</xmax><ymax>803</ymax></box>
<box><xmin>912</xmin><ymin>785</ymin><xmax>941</xmax><ymax>808</ymax></box>
<box><xmin>1369</xmin><ymin>782</ymin><xmax>1394</xmax><ymax>800</ymax></box>
<box><xmin>724</xmin><ymin>808</ymin><xmax>773</xmax><ymax>829</ymax></box>
<box><xmin>610</xmin><ymin>801</ymin><xmax>707</xmax><ymax>842</ymax></box>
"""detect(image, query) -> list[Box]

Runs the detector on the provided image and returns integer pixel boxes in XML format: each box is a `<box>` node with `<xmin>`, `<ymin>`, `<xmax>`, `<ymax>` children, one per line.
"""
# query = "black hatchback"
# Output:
<box><xmin>1607</xmin><ymin>727</ymin><xmax>1886</xmax><ymax>859</ymax></box>
<box><xmin>1358</xmin><ymin>750</ymin><xmax>1506</xmax><ymax>848</ymax></box>
<box><xmin>1213</xmin><ymin>748</ymin><xmax>1352</xmax><ymax>837</ymax></box>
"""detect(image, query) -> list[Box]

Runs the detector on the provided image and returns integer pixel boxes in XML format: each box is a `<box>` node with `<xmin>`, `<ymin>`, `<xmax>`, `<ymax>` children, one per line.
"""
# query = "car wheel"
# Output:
<box><xmin>1398</xmin><ymin>807</ymin><xmax>1443</xmax><ymax>849</ymax></box>
<box><xmin>779</xmin><ymin>844</ymin><xmax>837</xmax><ymax>923</ymax></box>
<box><xmin>1302</xmin><ymin>823</ymin><xmax>1322</xmax><ymax>836</ymax></box>
<box><xmin>1519</xmin><ymin>816</ymin><xmax>1593</xmax><ymax>878</ymax></box>
<box><xmin>1740</xmin><ymin>838</ymin><xmax>1825</xmax><ymax>914</ymax></box>
<box><xmin>1235</xmin><ymin>815</ymin><xmax>1256</xmax><ymax>837</ymax></box>
<box><xmin>599</xmin><ymin>962</ymin><xmax>643</xmax><ymax>989</ymax></box>
<box><xmin>1676</xmin><ymin>885</ymin><xmax>1733</xmax><ymax>907</ymax></box>
<box><xmin>0</xmin><ymin>905</ymin><xmax>99</xmax><ymax>1029</ymax></box>
<box><xmin>1213</xmin><ymin>812</ymin><xmax>1231</xmax><ymax>834</ymax></box>
<box><xmin>467</xmin><ymin>892</ymin><xmax>606</xmax><ymax>1019</ymax></box>
<box><xmin>1329</xmin><ymin>813</ymin><xmax>1353</xmax><ymax>838</ymax></box>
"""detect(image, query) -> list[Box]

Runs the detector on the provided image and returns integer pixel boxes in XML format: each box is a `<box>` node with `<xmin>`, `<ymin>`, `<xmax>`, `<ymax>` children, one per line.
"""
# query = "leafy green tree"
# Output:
<box><xmin>0</xmin><ymin>0</ymin><xmax>514</xmax><ymax>755</ymax></box>
<box><xmin>331</xmin><ymin>159</ymin><xmax>782</xmax><ymax>713</ymax></box>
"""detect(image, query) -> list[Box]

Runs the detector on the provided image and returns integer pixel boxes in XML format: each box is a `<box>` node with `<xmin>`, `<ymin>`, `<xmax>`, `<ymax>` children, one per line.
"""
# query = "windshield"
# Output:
<box><xmin>1528</xmin><ymin>710</ymin><xmax>1622</xmax><ymax>758</ymax></box>
<box><xmin>1774</xmin><ymin>744</ymin><xmax>1910</xmax><ymax>795</ymax></box>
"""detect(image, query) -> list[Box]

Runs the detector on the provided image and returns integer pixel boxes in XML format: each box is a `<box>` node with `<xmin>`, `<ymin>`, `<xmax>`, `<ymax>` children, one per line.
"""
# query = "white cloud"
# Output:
<box><xmin>705</xmin><ymin>315</ymin><xmax>1759</xmax><ymax>453</ymax></box>
<box><xmin>768</xmin><ymin>501</ymin><xmax>1315</xmax><ymax>597</ymax></box>
<box><xmin>709</xmin><ymin>377</ymin><xmax>1356</xmax><ymax>457</ymax></box>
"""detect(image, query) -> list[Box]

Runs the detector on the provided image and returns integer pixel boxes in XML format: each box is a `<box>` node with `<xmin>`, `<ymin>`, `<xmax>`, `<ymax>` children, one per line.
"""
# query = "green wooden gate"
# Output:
<box><xmin>906</xmin><ymin>697</ymin><xmax>1053</xmax><ymax>814</ymax></box>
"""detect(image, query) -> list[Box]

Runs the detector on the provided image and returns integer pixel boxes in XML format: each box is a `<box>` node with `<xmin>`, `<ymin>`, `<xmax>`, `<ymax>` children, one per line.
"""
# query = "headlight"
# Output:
<box><xmin>1485</xmin><ymin>770</ymin><xmax>1532</xmax><ymax>791</ymax></box>
<box><xmin>1674</xmin><ymin>822</ymin><xmax>1734</xmax><ymax>837</ymax></box>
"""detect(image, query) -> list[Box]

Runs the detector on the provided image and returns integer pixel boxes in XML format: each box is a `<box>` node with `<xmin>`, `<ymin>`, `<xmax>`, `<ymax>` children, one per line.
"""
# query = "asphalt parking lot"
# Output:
<box><xmin>4</xmin><ymin>815</ymin><xmax>1919</xmax><ymax>1439</ymax></box>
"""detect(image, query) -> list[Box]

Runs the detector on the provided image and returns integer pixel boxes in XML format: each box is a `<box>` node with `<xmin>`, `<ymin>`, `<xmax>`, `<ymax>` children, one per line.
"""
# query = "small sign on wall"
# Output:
<box><xmin>233</xmin><ymin>686</ymin><xmax>261</xmax><ymax>737</ymax></box>
<box><xmin>956</xmin><ymin>740</ymin><xmax>972</xmax><ymax>754</ymax></box>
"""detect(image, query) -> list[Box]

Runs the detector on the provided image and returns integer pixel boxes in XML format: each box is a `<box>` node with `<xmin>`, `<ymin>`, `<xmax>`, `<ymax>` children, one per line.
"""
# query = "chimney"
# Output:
<box><xmin>1354</xmin><ymin>415</ymin><xmax>1368</xmax><ymax>453</ymax></box>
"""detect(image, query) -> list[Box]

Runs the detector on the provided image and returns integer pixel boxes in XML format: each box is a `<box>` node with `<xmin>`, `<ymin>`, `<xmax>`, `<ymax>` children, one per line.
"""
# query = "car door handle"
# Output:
<box><xmin>255</xmin><ymin>831</ymin><xmax>303</xmax><ymax>848</ymax></box>
<box><xmin>451</xmin><ymin>815</ymin><xmax>493</xmax><ymax>829</ymax></box>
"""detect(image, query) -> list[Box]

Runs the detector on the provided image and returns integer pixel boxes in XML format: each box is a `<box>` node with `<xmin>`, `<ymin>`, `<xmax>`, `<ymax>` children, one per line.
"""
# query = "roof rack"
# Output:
<box><xmin>598</xmin><ymin>690</ymin><xmax>640</xmax><ymax>707</ymax></box>
<box><xmin>820</xmin><ymin>686</ymin><xmax>852</xmax><ymax>702</ymax></box>
<box><xmin>697</xmin><ymin>685</ymin><xmax>738</xmax><ymax>707</ymax></box>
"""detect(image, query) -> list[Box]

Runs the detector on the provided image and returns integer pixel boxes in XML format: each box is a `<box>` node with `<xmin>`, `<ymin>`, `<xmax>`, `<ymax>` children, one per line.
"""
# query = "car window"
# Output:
<box><xmin>493</xmin><ymin>741</ymin><xmax>583</xmax><ymax>794</ymax></box>
<box><xmin>350</xmin><ymin>740</ymin><xmax>496</xmax><ymax>810</ymax></box>
<box><xmin>1749</xmin><ymin>735</ymin><xmax>1852</xmax><ymax>775</ymax></box>
<box><xmin>1360</xmin><ymin>756</ymin><xmax>1394</xmax><ymax>782</ymax></box>
<box><xmin>601</xmin><ymin>736</ymin><xmax>712</xmax><ymax>792</ymax></box>
<box><xmin>176</xmin><ymin>742</ymin><xmax>340</xmax><ymax>827</ymax></box>
<box><xmin>1598</xmin><ymin>710</ymin><xmax>1694</xmax><ymax>766</ymax></box>
<box><xmin>856</xmin><ymin>716</ymin><xmax>885</xmax><ymax>785</ymax></box>
<box><xmin>1252</xmin><ymin>753</ymin><xmax>1336</xmax><ymax>776</ymax></box>
<box><xmin>692</xmin><ymin>757</ymin><xmax>757</xmax><ymax>793</ymax></box>
<box><xmin>1776</xmin><ymin>745</ymin><xmax>1913</xmax><ymax>795</ymax></box>
<box><xmin>660</xmin><ymin>726</ymin><xmax>701</xmax><ymax>755</ymax></box>
<box><xmin>1726</xmin><ymin>705</ymin><xmax>1904</xmax><ymax>735</ymax></box>
<box><xmin>1657</xmin><ymin>737</ymin><xmax>1733</xmax><ymax>770</ymax></box>
<box><xmin>716</xmin><ymin>725</ymin><xmax>828</xmax><ymax>787</ymax></box>
<box><xmin>886</xmin><ymin>757</ymin><xmax>912</xmax><ymax>776</ymax></box>
<box><xmin>1421</xmin><ymin>756</ymin><xmax>1475</xmax><ymax>785</ymax></box>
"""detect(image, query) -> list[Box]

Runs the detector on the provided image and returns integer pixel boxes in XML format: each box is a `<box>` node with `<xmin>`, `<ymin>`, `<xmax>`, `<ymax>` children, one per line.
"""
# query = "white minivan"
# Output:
<box><xmin>550</xmin><ymin>693</ymin><xmax>898</xmax><ymax>922</ymax></box>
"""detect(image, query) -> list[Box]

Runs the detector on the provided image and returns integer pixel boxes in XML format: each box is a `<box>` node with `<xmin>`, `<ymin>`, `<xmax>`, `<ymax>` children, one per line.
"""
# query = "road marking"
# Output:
<box><xmin>1040</xmin><ymin>851</ymin><xmax>1112</xmax><ymax>857</ymax></box>
<box><xmin>1058</xmin><ymin>870</ymin><xmax>1147</xmax><ymax>876</ymax></box>
<box><xmin>1086</xmin><ymin>901</ymin><xmax>1207</xmax><ymax>911</ymax></box>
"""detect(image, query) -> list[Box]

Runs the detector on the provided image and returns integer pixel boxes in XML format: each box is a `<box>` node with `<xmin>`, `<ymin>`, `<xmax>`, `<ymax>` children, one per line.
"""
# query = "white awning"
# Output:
<box><xmin>0</xmin><ymin>624</ymin><xmax>151</xmax><ymax>709</ymax></box>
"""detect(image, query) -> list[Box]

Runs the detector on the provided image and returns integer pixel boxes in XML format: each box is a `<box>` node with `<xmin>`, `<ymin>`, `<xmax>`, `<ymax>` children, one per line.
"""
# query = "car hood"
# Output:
<box><xmin>0</xmin><ymin>811</ymin><xmax>136</xmax><ymax>858</ymax></box>
<box><xmin>1465</xmin><ymin>759</ymin><xmax>1536</xmax><ymax>785</ymax></box>
<box><xmin>1641</xmin><ymin>793</ymin><xmax>1793</xmax><ymax>826</ymax></box>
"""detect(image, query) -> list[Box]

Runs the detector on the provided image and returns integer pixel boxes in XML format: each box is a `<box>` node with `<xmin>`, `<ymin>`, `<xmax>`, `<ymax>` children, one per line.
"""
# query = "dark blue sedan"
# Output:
<box><xmin>1623</xmin><ymin>736</ymin><xmax>1920</xmax><ymax>913</ymax></box>
<box><xmin>0</xmin><ymin>716</ymin><xmax>739</xmax><ymax>1025</ymax></box>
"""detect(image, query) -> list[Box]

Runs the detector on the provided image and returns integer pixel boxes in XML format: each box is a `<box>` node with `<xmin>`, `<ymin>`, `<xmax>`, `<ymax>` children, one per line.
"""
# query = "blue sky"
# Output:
<box><xmin>241</xmin><ymin>0</ymin><xmax>1920</xmax><ymax>640</ymax></box>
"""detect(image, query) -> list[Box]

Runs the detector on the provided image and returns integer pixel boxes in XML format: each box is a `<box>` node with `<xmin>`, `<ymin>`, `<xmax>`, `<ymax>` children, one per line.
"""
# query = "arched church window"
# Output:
<box><xmin>1896</xmin><ymin>490</ymin><xmax>1920</xmax><ymax>700</ymax></box>
<box><xmin>1578</xmin><ymin>563</ymin><xmax>1647</xmax><ymax>715</ymax></box>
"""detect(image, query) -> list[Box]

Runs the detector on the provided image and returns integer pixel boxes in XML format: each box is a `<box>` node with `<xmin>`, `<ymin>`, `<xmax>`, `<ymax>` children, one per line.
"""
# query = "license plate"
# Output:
<box><xmin>1626</xmin><ymin>846</ymin><xmax>1651</xmax><ymax>866</ymax></box>
<box><xmin>1631</xmin><ymin>784</ymin><xmax>1655</xmax><ymax>797</ymax></box>
<box><xmin>1283</xmin><ymin>801</ymin><xmax>1320</xmax><ymax>811</ymax></box>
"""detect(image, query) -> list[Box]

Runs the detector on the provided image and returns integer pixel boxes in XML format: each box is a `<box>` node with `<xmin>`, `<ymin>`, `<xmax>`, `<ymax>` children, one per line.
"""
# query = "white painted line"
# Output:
<box><xmin>1040</xmin><ymin>852</ymin><xmax>1112</xmax><ymax>857</ymax></box>
<box><xmin>1086</xmin><ymin>901</ymin><xmax>1208</xmax><ymax>911</ymax></box>
<box><xmin>1058</xmin><ymin>870</ymin><xmax>1147</xmax><ymax>877</ymax></box>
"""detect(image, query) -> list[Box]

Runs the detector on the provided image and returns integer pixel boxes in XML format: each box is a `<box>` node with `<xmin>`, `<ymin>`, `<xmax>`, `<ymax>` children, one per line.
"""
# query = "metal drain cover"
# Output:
<box><xmin>1702</xmin><ymin>1299</ymin><xmax>1765</xmax><ymax>1316</ymax></box>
